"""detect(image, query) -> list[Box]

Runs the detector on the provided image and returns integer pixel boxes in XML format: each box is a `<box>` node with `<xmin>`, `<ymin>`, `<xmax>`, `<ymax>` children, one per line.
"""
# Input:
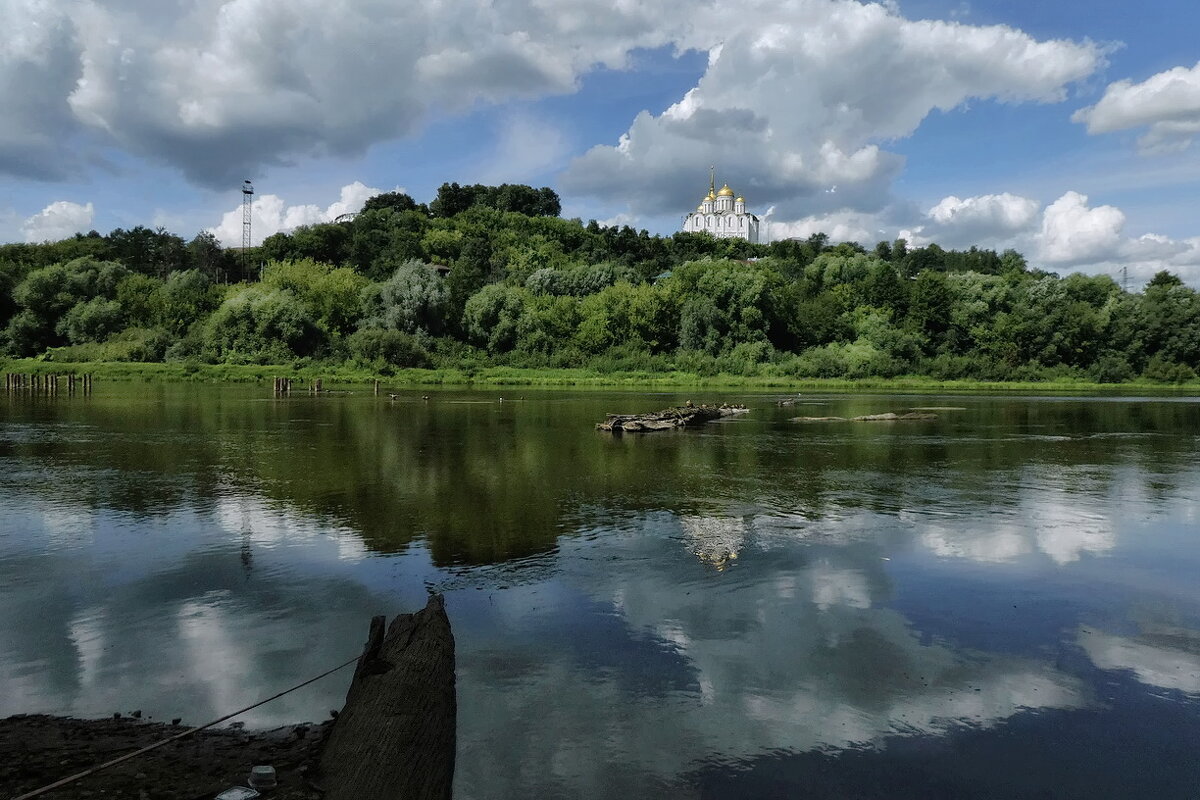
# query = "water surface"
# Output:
<box><xmin>2</xmin><ymin>385</ymin><xmax>1199</xmax><ymax>798</ymax></box>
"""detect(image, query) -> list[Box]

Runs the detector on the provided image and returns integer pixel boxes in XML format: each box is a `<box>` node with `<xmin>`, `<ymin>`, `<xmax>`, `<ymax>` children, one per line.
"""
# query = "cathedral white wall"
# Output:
<box><xmin>681</xmin><ymin>212</ymin><xmax>760</xmax><ymax>243</ymax></box>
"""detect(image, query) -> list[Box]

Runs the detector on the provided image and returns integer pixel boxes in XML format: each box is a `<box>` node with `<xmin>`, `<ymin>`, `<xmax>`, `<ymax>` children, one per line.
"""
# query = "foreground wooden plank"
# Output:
<box><xmin>317</xmin><ymin>595</ymin><xmax>456</xmax><ymax>800</ymax></box>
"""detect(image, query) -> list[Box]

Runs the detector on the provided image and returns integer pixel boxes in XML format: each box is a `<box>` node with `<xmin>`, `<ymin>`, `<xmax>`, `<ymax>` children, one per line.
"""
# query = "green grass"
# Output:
<box><xmin>3</xmin><ymin>357</ymin><xmax>1200</xmax><ymax>394</ymax></box>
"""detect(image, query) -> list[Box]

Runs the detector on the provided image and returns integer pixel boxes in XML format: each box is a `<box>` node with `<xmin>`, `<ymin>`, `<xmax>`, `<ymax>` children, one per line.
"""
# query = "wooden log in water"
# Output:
<box><xmin>317</xmin><ymin>594</ymin><xmax>456</xmax><ymax>800</ymax></box>
<box><xmin>597</xmin><ymin>403</ymin><xmax>749</xmax><ymax>433</ymax></box>
<box><xmin>792</xmin><ymin>412</ymin><xmax>939</xmax><ymax>423</ymax></box>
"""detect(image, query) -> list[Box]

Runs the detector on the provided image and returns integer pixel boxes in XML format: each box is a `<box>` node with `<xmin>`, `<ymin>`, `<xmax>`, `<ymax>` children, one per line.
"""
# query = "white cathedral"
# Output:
<box><xmin>680</xmin><ymin>170</ymin><xmax>761</xmax><ymax>243</ymax></box>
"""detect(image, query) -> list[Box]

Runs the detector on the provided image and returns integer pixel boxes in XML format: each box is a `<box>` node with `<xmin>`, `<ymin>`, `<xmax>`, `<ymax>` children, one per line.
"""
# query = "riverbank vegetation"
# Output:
<box><xmin>2</xmin><ymin>182</ymin><xmax>1198</xmax><ymax>388</ymax></box>
<box><xmin>4</xmin><ymin>358</ymin><xmax>1199</xmax><ymax>393</ymax></box>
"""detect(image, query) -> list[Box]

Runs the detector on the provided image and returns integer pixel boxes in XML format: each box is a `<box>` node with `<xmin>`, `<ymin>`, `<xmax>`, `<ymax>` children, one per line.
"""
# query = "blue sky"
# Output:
<box><xmin>2</xmin><ymin>0</ymin><xmax>1198</xmax><ymax>282</ymax></box>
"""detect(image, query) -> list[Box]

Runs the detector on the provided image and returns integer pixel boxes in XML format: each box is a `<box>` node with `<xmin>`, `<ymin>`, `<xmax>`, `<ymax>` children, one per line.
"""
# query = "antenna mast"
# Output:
<box><xmin>242</xmin><ymin>180</ymin><xmax>254</xmax><ymax>277</ymax></box>
<box><xmin>1122</xmin><ymin>265</ymin><xmax>1128</xmax><ymax>293</ymax></box>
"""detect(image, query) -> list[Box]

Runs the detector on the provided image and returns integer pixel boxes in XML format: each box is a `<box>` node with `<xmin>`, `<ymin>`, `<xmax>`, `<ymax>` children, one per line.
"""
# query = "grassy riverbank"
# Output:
<box><xmin>4</xmin><ymin>358</ymin><xmax>1199</xmax><ymax>393</ymax></box>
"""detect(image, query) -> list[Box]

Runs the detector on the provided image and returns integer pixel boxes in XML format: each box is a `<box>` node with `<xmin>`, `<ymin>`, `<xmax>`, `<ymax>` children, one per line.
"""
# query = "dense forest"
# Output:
<box><xmin>1</xmin><ymin>182</ymin><xmax>1198</xmax><ymax>383</ymax></box>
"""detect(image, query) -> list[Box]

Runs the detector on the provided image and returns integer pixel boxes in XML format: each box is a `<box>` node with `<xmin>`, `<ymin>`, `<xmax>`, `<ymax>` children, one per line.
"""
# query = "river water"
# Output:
<box><xmin>2</xmin><ymin>385</ymin><xmax>1199</xmax><ymax>797</ymax></box>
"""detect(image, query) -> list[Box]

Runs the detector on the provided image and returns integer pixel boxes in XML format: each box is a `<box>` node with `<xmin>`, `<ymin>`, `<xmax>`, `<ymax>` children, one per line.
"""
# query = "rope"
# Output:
<box><xmin>13</xmin><ymin>652</ymin><xmax>363</xmax><ymax>800</ymax></box>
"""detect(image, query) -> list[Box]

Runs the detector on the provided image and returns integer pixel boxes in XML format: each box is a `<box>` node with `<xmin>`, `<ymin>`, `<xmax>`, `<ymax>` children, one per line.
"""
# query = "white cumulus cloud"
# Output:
<box><xmin>1074</xmin><ymin>61</ymin><xmax>1200</xmax><ymax>154</ymax></box>
<box><xmin>562</xmin><ymin>0</ymin><xmax>1102</xmax><ymax>219</ymax></box>
<box><xmin>0</xmin><ymin>0</ymin><xmax>678</xmax><ymax>186</ymax></box>
<box><xmin>0</xmin><ymin>0</ymin><xmax>1103</xmax><ymax>196</ymax></box>
<box><xmin>900</xmin><ymin>193</ymin><xmax>1040</xmax><ymax>249</ymax></box>
<box><xmin>1036</xmin><ymin>191</ymin><xmax>1126</xmax><ymax>265</ymax></box>
<box><xmin>927</xmin><ymin>193</ymin><xmax>1041</xmax><ymax>244</ymax></box>
<box><xmin>208</xmin><ymin>180</ymin><xmax>384</xmax><ymax>246</ymax></box>
<box><xmin>763</xmin><ymin>187</ymin><xmax>1200</xmax><ymax>285</ymax></box>
<box><xmin>21</xmin><ymin>200</ymin><xmax>95</xmax><ymax>243</ymax></box>
<box><xmin>767</xmin><ymin>209</ymin><xmax>897</xmax><ymax>245</ymax></box>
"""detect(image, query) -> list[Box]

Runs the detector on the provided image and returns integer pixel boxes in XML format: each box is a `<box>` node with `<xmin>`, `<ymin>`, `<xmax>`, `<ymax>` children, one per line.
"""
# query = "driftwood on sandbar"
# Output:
<box><xmin>317</xmin><ymin>594</ymin><xmax>456</xmax><ymax>800</ymax></box>
<box><xmin>597</xmin><ymin>403</ymin><xmax>749</xmax><ymax>433</ymax></box>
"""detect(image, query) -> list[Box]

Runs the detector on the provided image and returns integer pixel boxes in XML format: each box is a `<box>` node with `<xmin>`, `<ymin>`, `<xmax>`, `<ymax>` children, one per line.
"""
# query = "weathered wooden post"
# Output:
<box><xmin>373</xmin><ymin>379</ymin><xmax>380</xmax><ymax>396</ymax></box>
<box><xmin>317</xmin><ymin>594</ymin><xmax>456</xmax><ymax>800</ymax></box>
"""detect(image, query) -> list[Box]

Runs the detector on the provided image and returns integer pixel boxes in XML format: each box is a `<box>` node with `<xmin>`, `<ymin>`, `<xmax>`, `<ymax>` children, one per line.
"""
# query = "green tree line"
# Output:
<box><xmin>2</xmin><ymin>182</ymin><xmax>1198</xmax><ymax>383</ymax></box>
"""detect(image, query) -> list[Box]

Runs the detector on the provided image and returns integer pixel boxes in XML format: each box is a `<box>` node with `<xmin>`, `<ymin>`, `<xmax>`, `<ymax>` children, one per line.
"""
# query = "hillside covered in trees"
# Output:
<box><xmin>1</xmin><ymin>182</ymin><xmax>1198</xmax><ymax>384</ymax></box>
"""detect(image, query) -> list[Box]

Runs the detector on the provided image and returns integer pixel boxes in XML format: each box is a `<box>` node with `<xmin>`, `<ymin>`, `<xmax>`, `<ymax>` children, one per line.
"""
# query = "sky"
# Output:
<box><xmin>2</xmin><ymin>0</ymin><xmax>1199</xmax><ymax>284</ymax></box>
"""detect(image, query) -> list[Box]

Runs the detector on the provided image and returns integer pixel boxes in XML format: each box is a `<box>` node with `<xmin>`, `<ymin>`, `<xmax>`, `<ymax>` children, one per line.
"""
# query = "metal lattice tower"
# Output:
<box><xmin>242</xmin><ymin>180</ymin><xmax>254</xmax><ymax>275</ymax></box>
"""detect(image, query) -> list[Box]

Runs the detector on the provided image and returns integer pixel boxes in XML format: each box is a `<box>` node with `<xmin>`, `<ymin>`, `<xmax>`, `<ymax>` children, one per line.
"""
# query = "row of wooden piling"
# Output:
<box><xmin>4</xmin><ymin>373</ymin><xmax>93</xmax><ymax>394</ymax></box>
<box><xmin>272</xmin><ymin>377</ymin><xmax>336</xmax><ymax>395</ymax></box>
<box><xmin>270</xmin><ymin>378</ymin><xmax>388</xmax><ymax>397</ymax></box>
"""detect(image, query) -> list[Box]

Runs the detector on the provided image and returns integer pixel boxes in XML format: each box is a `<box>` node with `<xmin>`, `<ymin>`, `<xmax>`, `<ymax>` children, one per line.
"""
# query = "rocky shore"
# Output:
<box><xmin>1</xmin><ymin>714</ymin><xmax>330</xmax><ymax>799</ymax></box>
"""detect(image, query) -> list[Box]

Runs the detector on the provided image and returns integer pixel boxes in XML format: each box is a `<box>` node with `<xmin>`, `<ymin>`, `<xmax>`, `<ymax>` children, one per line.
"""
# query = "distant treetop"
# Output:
<box><xmin>429</xmin><ymin>183</ymin><xmax>561</xmax><ymax>219</ymax></box>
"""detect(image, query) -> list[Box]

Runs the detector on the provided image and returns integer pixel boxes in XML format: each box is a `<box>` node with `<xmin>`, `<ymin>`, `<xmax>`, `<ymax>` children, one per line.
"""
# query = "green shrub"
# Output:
<box><xmin>201</xmin><ymin>287</ymin><xmax>322</xmax><ymax>364</ymax></box>
<box><xmin>361</xmin><ymin>260</ymin><xmax>449</xmax><ymax>335</ymax></box>
<box><xmin>1088</xmin><ymin>354</ymin><xmax>1135</xmax><ymax>384</ymax></box>
<box><xmin>1142</xmin><ymin>355</ymin><xmax>1197</xmax><ymax>384</ymax></box>
<box><xmin>462</xmin><ymin>284</ymin><xmax>528</xmax><ymax>352</ymax></box>
<box><xmin>47</xmin><ymin>327</ymin><xmax>171</xmax><ymax>362</ymax></box>
<box><xmin>347</xmin><ymin>328</ymin><xmax>431</xmax><ymax>368</ymax></box>
<box><xmin>59</xmin><ymin>297</ymin><xmax>125</xmax><ymax>344</ymax></box>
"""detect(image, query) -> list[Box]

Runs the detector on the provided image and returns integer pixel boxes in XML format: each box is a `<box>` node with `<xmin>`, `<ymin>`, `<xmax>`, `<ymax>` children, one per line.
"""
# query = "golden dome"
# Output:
<box><xmin>706</xmin><ymin>191</ymin><xmax>716</xmax><ymax>201</ymax></box>
<box><xmin>735</xmin><ymin>196</ymin><xmax>745</xmax><ymax>203</ymax></box>
<box><xmin>697</xmin><ymin>204</ymin><xmax>704</xmax><ymax>212</ymax></box>
<box><xmin>717</xmin><ymin>184</ymin><xmax>735</xmax><ymax>197</ymax></box>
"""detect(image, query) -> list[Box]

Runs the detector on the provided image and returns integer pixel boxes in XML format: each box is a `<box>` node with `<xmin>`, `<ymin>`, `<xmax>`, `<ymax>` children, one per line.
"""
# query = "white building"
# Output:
<box><xmin>680</xmin><ymin>171</ymin><xmax>761</xmax><ymax>243</ymax></box>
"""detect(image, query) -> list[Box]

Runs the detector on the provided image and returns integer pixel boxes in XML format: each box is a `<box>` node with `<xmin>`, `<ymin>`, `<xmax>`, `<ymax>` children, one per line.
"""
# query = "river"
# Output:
<box><xmin>2</xmin><ymin>385</ymin><xmax>1199</xmax><ymax>797</ymax></box>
